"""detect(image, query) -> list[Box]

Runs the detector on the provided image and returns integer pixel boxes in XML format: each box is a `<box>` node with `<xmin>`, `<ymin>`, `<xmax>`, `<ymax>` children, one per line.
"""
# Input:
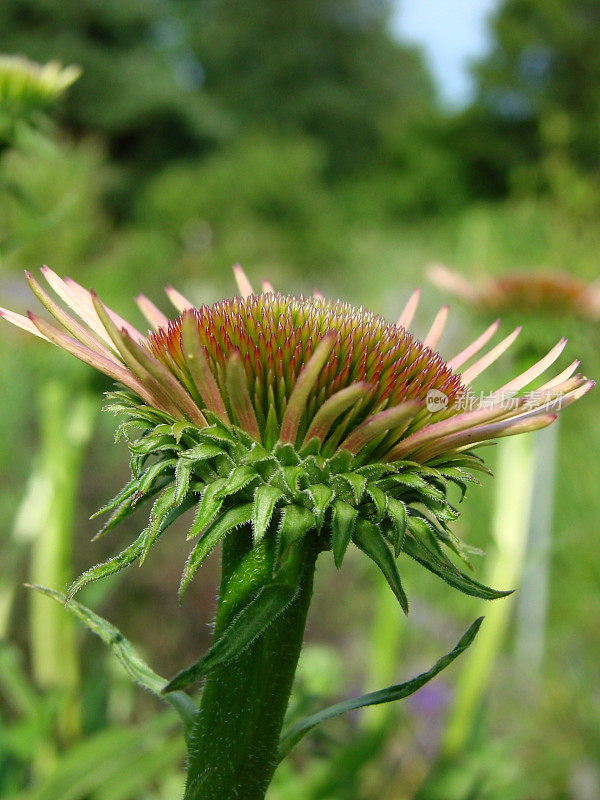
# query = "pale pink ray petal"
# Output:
<box><xmin>135</xmin><ymin>294</ymin><xmax>170</xmax><ymax>331</ymax></box>
<box><xmin>460</xmin><ymin>326</ymin><xmax>522</xmax><ymax>386</ymax></box>
<box><xmin>427</xmin><ymin>262</ymin><xmax>481</xmax><ymax>304</ymax></box>
<box><xmin>396</xmin><ymin>287</ymin><xmax>421</xmax><ymax>329</ymax></box>
<box><xmin>26</xmin><ymin>271</ymin><xmax>115</xmax><ymax>359</ymax></box>
<box><xmin>423</xmin><ymin>305</ymin><xmax>449</xmax><ymax>350</ymax></box>
<box><xmin>41</xmin><ymin>266</ymin><xmax>114</xmax><ymax>347</ymax></box>
<box><xmin>447</xmin><ymin>319</ymin><xmax>500</xmax><ymax>371</ymax></box>
<box><xmin>415</xmin><ymin>406</ymin><xmax>558</xmax><ymax>462</ymax></box>
<box><xmin>181</xmin><ymin>312</ymin><xmax>230</xmax><ymax>424</ymax></box>
<box><xmin>120</xmin><ymin>330</ymin><xmax>207</xmax><ymax>427</ymax></box>
<box><xmin>63</xmin><ymin>275</ymin><xmax>144</xmax><ymax>342</ymax></box>
<box><xmin>537</xmin><ymin>359</ymin><xmax>580</xmax><ymax>392</ymax></box>
<box><xmin>280</xmin><ymin>335</ymin><xmax>337</xmax><ymax>444</ymax></box>
<box><xmin>165</xmin><ymin>285</ymin><xmax>195</xmax><ymax>313</ymax></box>
<box><xmin>27</xmin><ymin>312</ymin><xmax>162</xmax><ymax>409</ymax></box>
<box><xmin>261</xmin><ymin>279</ymin><xmax>274</xmax><ymax>294</ymax></box>
<box><xmin>303</xmin><ymin>382</ymin><xmax>374</xmax><ymax>445</ymax></box>
<box><xmin>386</xmin><ymin>398</ymin><xmax>525</xmax><ymax>461</ymax></box>
<box><xmin>341</xmin><ymin>401</ymin><xmax>421</xmax><ymax>454</ymax></box>
<box><xmin>313</xmin><ymin>290</ymin><xmax>324</xmax><ymax>300</ymax></box>
<box><xmin>492</xmin><ymin>338</ymin><xmax>567</xmax><ymax>397</ymax></box>
<box><xmin>0</xmin><ymin>307</ymin><xmax>50</xmax><ymax>341</ymax></box>
<box><xmin>91</xmin><ymin>292</ymin><xmax>184</xmax><ymax>420</ymax></box>
<box><xmin>225</xmin><ymin>351</ymin><xmax>261</xmax><ymax>441</ymax></box>
<box><xmin>450</xmin><ymin>414</ymin><xmax>557</xmax><ymax>457</ymax></box>
<box><xmin>550</xmin><ymin>379</ymin><xmax>594</xmax><ymax>410</ymax></box>
<box><xmin>233</xmin><ymin>264</ymin><xmax>254</xmax><ymax>299</ymax></box>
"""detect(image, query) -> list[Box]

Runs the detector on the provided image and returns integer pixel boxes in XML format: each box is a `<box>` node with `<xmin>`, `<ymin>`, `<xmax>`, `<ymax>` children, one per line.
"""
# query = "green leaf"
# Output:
<box><xmin>353</xmin><ymin>520</ymin><xmax>409</xmax><ymax>614</ymax></box>
<box><xmin>27</xmin><ymin>585</ymin><xmax>196</xmax><ymax>739</ymax></box>
<box><xmin>219</xmin><ymin>465</ymin><xmax>261</xmax><ymax>498</ymax></box>
<box><xmin>334</xmin><ymin>472</ymin><xmax>367</xmax><ymax>504</ymax></box>
<box><xmin>179</xmin><ymin>504</ymin><xmax>253</xmax><ymax>599</ymax></box>
<box><xmin>164</xmin><ymin>583</ymin><xmax>297</xmax><ymax>693</ymax></box>
<box><xmin>386</xmin><ymin>497</ymin><xmax>408</xmax><ymax>557</ymax></box>
<box><xmin>365</xmin><ymin>485</ymin><xmax>387</xmax><ymax>521</ymax></box>
<box><xmin>278</xmin><ymin>616</ymin><xmax>484</xmax><ymax>761</ymax></box>
<box><xmin>91</xmin><ymin>479</ymin><xmax>138</xmax><ymax>519</ymax></box>
<box><xmin>189</xmin><ymin>478</ymin><xmax>228</xmax><ymax>537</ymax></box>
<box><xmin>69</xmin><ymin>496</ymin><xmax>196</xmax><ymax>598</ymax></box>
<box><xmin>331</xmin><ymin>499</ymin><xmax>358</xmax><ymax>568</ymax></box>
<box><xmin>136</xmin><ymin>459</ymin><xmax>177</xmax><ymax>495</ymax></box>
<box><xmin>174</xmin><ymin>459</ymin><xmax>193</xmax><ymax>505</ymax></box>
<box><xmin>278</xmin><ymin>504</ymin><xmax>316</xmax><ymax>560</ymax></box>
<box><xmin>402</xmin><ymin>533</ymin><xmax>512</xmax><ymax>600</ymax></box>
<box><xmin>252</xmin><ymin>484</ymin><xmax>283</xmax><ymax>544</ymax></box>
<box><xmin>305</xmin><ymin>483</ymin><xmax>334</xmax><ymax>529</ymax></box>
<box><xmin>180</xmin><ymin>442</ymin><xmax>225</xmax><ymax>463</ymax></box>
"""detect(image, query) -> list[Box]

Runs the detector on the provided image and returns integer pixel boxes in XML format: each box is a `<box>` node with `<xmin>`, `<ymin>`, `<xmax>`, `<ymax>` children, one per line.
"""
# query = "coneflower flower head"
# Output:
<box><xmin>0</xmin><ymin>55</ymin><xmax>81</xmax><ymax>117</ymax></box>
<box><xmin>428</xmin><ymin>262</ymin><xmax>600</xmax><ymax>368</ymax></box>
<box><xmin>1</xmin><ymin>266</ymin><xmax>593</xmax><ymax>612</ymax></box>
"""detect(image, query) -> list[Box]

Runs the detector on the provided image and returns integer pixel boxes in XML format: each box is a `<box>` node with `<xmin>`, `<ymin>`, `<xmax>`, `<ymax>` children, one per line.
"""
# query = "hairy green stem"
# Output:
<box><xmin>184</xmin><ymin>528</ymin><xmax>319</xmax><ymax>800</ymax></box>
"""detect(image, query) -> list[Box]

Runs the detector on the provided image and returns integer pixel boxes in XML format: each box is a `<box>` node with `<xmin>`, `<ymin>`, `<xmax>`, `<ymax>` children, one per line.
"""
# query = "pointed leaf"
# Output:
<box><xmin>179</xmin><ymin>504</ymin><xmax>253</xmax><ymax>599</ymax></box>
<box><xmin>180</xmin><ymin>442</ymin><xmax>226</xmax><ymax>463</ymax></box>
<box><xmin>252</xmin><ymin>484</ymin><xmax>284</xmax><ymax>543</ymax></box>
<box><xmin>365</xmin><ymin>485</ymin><xmax>387</xmax><ymax>521</ymax></box>
<box><xmin>189</xmin><ymin>478</ymin><xmax>227</xmax><ymax>537</ymax></box>
<box><xmin>402</xmin><ymin>533</ymin><xmax>512</xmax><ymax>600</ymax></box>
<box><xmin>305</xmin><ymin>483</ymin><xmax>334</xmax><ymax>530</ymax></box>
<box><xmin>164</xmin><ymin>582</ymin><xmax>296</xmax><ymax>693</ymax></box>
<box><xmin>386</xmin><ymin>497</ymin><xmax>408</xmax><ymax>557</ymax></box>
<box><xmin>277</xmin><ymin>617</ymin><xmax>483</xmax><ymax>760</ymax></box>
<box><xmin>333</xmin><ymin>472</ymin><xmax>367</xmax><ymax>504</ymax></box>
<box><xmin>353</xmin><ymin>520</ymin><xmax>408</xmax><ymax>614</ymax></box>
<box><xmin>278</xmin><ymin>504</ymin><xmax>317</xmax><ymax>559</ymax></box>
<box><xmin>28</xmin><ymin>585</ymin><xmax>196</xmax><ymax>738</ymax></box>
<box><xmin>331</xmin><ymin>499</ymin><xmax>358</xmax><ymax>568</ymax></box>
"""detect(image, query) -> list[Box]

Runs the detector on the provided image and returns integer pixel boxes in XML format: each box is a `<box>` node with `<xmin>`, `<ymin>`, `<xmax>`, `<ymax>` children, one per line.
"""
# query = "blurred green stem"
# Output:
<box><xmin>442</xmin><ymin>434</ymin><xmax>534</xmax><ymax>757</ymax></box>
<box><xmin>514</xmin><ymin>421</ymin><xmax>558</xmax><ymax>688</ymax></box>
<box><xmin>28</xmin><ymin>381</ymin><xmax>95</xmax><ymax>742</ymax></box>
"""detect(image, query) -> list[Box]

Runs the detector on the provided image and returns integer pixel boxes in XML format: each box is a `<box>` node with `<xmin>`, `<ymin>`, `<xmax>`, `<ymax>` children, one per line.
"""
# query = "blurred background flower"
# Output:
<box><xmin>0</xmin><ymin>1</ymin><xmax>599</xmax><ymax>799</ymax></box>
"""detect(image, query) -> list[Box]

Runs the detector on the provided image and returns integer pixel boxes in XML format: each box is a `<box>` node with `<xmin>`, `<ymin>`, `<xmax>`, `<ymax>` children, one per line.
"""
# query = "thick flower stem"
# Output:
<box><xmin>184</xmin><ymin>527</ymin><xmax>319</xmax><ymax>800</ymax></box>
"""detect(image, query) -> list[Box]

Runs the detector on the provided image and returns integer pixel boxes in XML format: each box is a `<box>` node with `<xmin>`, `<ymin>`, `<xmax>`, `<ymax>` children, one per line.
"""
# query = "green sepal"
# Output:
<box><xmin>219</xmin><ymin>465</ymin><xmax>261</xmax><ymax>498</ymax></box>
<box><xmin>174</xmin><ymin>459</ymin><xmax>193</xmax><ymax>505</ymax></box>
<box><xmin>277</xmin><ymin>616</ymin><xmax>484</xmax><ymax>761</ymax></box>
<box><xmin>28</xmin><ymin>585</ymin><xmax>197</xmax><ymax>740</ymax></box>
<box><xmin>136</xmin><ymin>459</ymin><xmax>178</xmax><ymax>496</ymax></box>
<box><xmin>278</xmin><ymin>505</ymin><xmax>317</xmax><ymax>564</ymax></box>
<box><xmin>273</xmin><ymin>441</ymin><xmax>302</xmax><ymax>466</ymax></box>
<box><xmin>163</xmin><ymin>582</ymin><xmax>297</xmax><ymax>693</ymax></box>
<box><xmin>365</xmin><ymin>485</ymin><xmax>387</xmax><ymax>522</ymax></box>
<box><xmin>90</xmin><ymin>479</ymin><xmax>138</xmax><ymax>519</ymax></box>
<box><xmin>67</xmin><ymin>496</ymin><xmax>196</xmax><ymax>599</ymax></box>
<box><xmin>128</xmin><ymin>433</ymin><xmax>180</xmax><ymax>456</ymax></box>
<box><xmin>179</xmin><ymin>504</ymin><xmax>253</xmax><ymax>600</ymax></box>
<box><xmin>386</xmin><ymin>497</ymin><xmax>408</xmax><ymax>557</ymax></box>
<box><xmin>332</xmin><ymin>472</ymin><xmax>367</xmax><ymax>504</ymax></box>
<box><xmin>252</xmin><ymin>484</ymin><xmax>284</xmax><ymax>544</ymax></box>
<box><xmin>189</xmin><ymin>478</ymin><xmax>227</xmax><ymax>538</ymax></box>
<box><xmin>402</xmin><ymin>529</ymin><xmax>512</xmax><ymax>600</ymax></box>
<box><xmin>331</xmin><ymin>499</ymin><xmax>358</xmax><ymax>568</ymax></box>
<box><xmin>305</xmin><ymin>483</ymin><xmax>334</xmax><ymax>530</ymax></box>
<box><xmin>326</xmin><ymin>450</ymin><xmax>353</xmax><ymax>475</ymax></box>
<box><xmin>353</xmin><ymin>520</ymin><xmax>409</xmax><ymax>614</ymax></box>
<box><xmin>180</xmin><ymin>442</ymin><xmax>226</xmax><ymax>463</ymax></box>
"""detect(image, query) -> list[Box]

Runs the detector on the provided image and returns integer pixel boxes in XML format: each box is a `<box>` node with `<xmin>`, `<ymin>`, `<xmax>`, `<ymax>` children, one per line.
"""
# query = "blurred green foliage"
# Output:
<box><xmin>1</xmin><ymin>0</ymin><xmax>599</xmax><ymax>798</ymax></box>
